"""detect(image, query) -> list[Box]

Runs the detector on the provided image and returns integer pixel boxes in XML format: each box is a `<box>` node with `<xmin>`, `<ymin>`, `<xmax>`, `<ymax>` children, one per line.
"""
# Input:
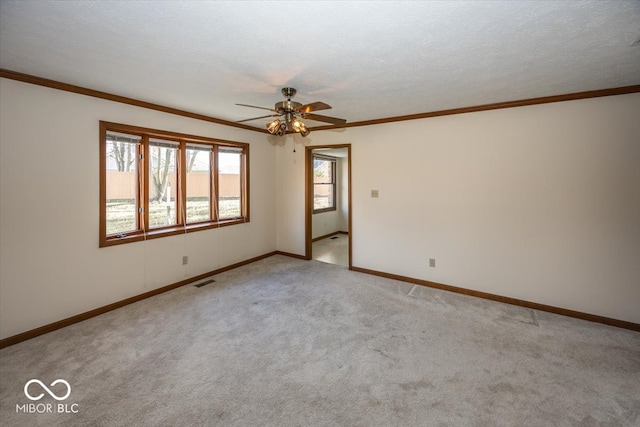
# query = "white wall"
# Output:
<box><xmin>312</xmin><ymin>211</ymin><xmax>340</xmax><ymax>239</ymax></box>
<box><xmin>0</xmin><ymin>78</ymin><xmax>277</xmax><ymax>339</ymax></box>
<box><xmin>2</xmin><ymin>78</ymin><xmax>638</xmax><ymax>339</ymax></box>
<box><xmin>274</xmin><ymin>136</ymin><xmax>306</xmax><ymax>254</ymax></box>
<box><xmin>277</xmin><ymin>93</ymin><xmax>640</xmax><ymax>324</ymax></box>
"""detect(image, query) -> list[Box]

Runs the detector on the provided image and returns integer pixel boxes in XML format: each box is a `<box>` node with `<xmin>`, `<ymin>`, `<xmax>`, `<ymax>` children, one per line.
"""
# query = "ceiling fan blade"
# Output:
<box><xmin>236</xmin><ymin>103</ymin><xmax>277</xmax><ymax>112</ymax></box>
<box><xmin>295</xmin><ymin>102</ymin><xmax>332</xmax><ymax>113</ymax></box>
<box><xmin>304</xmin><ymin>113</ymin><xmax>347</xmax><ymax>125</ymax></box>
<box><xmin>236</xmin><ymin>114</ymin><xmax>280</xmax><ymax>123</ymax></box>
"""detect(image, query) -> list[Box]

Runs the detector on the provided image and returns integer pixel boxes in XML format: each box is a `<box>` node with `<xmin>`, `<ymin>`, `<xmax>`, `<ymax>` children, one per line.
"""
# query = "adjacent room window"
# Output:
<box><xmin>100</xmin><ymin>122</ymin><xmax>249</xmax><ymax>247</ymax></box>
<box><xmin>313</xmin><ymin>154</ymin><xmax>336</xmax><ymax>213</ymax></box>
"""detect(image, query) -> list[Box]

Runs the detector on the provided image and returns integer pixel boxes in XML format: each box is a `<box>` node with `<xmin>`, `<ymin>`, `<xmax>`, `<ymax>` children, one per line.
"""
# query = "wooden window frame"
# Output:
<box><xmin>100</xmin><ymin>121</ymin><xmax>249</xmax><ymax>248</ymax></box>
<box><xmin>312</xmin><ymin>154</ymin><xmax>337</xmax><ymax>214</ymax></box>
<box><xmin>184</xmin><ymin>143</ymin><xmax>214</xmax><ymax>225</ymax></box>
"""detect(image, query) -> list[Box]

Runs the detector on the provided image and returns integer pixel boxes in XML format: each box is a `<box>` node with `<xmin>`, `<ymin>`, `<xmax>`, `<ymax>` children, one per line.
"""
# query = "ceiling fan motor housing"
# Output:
<box><xmin>274</xmin><ymin>100</ymin><xmax>302</xmax><ymax>114</ymax></box>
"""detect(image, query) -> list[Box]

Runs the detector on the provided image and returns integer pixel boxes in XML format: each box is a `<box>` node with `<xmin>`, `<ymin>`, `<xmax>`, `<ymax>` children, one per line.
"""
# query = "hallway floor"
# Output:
<box><xmin>312</xmin><ymin>233</ymin><xmax>348</xmax><ymax>267</ymax></box>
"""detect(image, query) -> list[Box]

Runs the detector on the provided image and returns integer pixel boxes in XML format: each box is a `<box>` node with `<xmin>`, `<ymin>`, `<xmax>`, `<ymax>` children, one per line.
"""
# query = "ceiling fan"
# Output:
<box><xmin>236</xmin><ymin>87</ymin><xmax>346</xmax><ymax>137</ymax></box>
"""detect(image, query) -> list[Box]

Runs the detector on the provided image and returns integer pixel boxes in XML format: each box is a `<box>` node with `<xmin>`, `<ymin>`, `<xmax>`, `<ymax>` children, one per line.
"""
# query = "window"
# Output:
<box><xmin>148</xmin><ymin>138</ymin><xmax>179</xmax><ymax>228</ymax></box>
<box><xmin>218</xmin><ymin>147</ymin><xmax>243</xmax><ymax>219</ymax></box>
<box><xmin>104</xmin><ymin>133</ymin><xmax>141</xmax><ymax>235</ymax></box>
<box><xmin>100</xmin><ymin>121</ymin><xmax>249</xmax><ymax>247</ymax></box>
<box><xmin>313</xmin><ymin>155</ymin><xmax>336</xmax><ymax>213</ymax></box>
<box><xmin>185</xmin><ymin>144</ymin><xmax>212</xmax><ymax>224</ymax></box>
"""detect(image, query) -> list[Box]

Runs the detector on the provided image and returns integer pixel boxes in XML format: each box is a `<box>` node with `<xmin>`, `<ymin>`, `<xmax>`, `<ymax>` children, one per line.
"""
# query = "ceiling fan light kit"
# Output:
<box><xmin>237</xmin><ymin>87</ymin><xmax>346</xmax><ymax>137</ymax></box>
<box><xmin>266</xmin><ymin>119</ymin><xmax>287</xmax><ymax>136</ymax></box>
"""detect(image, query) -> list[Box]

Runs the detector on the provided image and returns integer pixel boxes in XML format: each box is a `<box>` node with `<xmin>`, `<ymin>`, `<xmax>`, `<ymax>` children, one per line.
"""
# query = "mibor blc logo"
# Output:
<box><xmin>16</xmin><ymin>379</ymin><xmax>79</xmax><ymax>414</ymax></box>
<box><xmin>24</xmin><ymin>379</ymin><xmax>71</xmax><ymax>401</ymax></box>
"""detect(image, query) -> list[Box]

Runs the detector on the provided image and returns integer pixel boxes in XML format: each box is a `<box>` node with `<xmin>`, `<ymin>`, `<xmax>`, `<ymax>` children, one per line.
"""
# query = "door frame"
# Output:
<box><xmin>305</xmin><ymin>144</ymin><xmax>352</xmax><ymax>269</ymax></box>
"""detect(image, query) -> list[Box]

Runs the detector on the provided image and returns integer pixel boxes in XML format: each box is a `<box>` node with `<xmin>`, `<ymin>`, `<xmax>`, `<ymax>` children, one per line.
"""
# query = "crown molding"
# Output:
<box><xmin>2</xmin><ymin>68</ymin><xmax>638</xmax><ymax>133</ymax></box>
<box><xmin>309</xmin><ymin>84</ymin><xmax>640</xmax><ymax>131</ymax></box>
<box><xmin>0</xmin><ymin>68</ymin><xmax>267</xmax><ymax>133</ymax></box>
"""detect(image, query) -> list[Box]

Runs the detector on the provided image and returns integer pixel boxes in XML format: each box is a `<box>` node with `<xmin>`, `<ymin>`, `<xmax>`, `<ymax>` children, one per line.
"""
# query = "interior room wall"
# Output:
<box><xmin>312</xmin><ymin>211</ymin><xmax>340</xmax><ymax>239</ymax></box>
<box><xmin>274</xmin><ymin>138</ymin><xmax>306</xmax><ymax>255</ymax></box>
<box><xmin>0</xmin><ymin>78</ymin><xmax>277</xmax><ymax>339</ymax></box>
<box><xmin>276</xmin><ymin>93</ymin><xmax>640</xmax><ymax>324</ymax></box>
<box><xmin>2</xmin><ymin>77</ymin><xmax>637</xmax><ymax>340</ymax></box>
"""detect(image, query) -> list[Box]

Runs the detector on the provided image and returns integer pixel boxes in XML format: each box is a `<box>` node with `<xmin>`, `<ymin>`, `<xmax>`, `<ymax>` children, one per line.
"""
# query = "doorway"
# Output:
<box><xmin>305</xmin><ymin>145</ymin><xmax>351</xmax><ymax>268</ymax></box>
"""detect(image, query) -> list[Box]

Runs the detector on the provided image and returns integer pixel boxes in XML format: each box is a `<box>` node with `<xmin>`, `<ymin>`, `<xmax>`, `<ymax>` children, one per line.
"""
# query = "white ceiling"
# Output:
<box><xmin>1</xmin><ymin>1</ymin><xmax>639</xmax><ymax>130</ymax></box>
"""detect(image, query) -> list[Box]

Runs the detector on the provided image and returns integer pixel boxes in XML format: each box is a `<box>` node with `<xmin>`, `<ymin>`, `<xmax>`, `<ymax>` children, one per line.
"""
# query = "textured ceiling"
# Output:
<box><xmin>1</xmin><ymin>1</ymin><xmax>639</xmax><ymax>129</ymax></box>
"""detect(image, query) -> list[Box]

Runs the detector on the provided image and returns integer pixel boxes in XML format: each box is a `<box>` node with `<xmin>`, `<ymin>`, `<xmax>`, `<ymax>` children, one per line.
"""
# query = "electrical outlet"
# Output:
<box><xmin>182</xmin><ymin>256</ymin><xmax>189</xmax><ymax>265</ymax></box>
<box><xmin>371</xmin><ymin>189</ymin><xmax>379</xmax><ymax>198</ymax></box>
<box><xmin>429</xmin><ymin>258</ymin><xmax>436</xmax><ymax>268</ymax></box>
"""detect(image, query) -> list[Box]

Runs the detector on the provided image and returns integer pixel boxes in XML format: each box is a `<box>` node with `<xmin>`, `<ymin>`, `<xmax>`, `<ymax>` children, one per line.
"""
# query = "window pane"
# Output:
<box><xmin>314</xmin><ymin>184</ymin><xmax>334</xmax><ymax>210</ymax></box>
<box><xmin>149</xmin><ymin>139</ymin><xmax>178</xmax><ymax>228</ymax></box>
<box><xmin>186</xmin><ymin>146</ymin><xmax>211</xmax><ymax>223</ymax></box>
<box><xmin>313</xmin><ymin>156</ymin><xmax>335</xmax><ymax>212</ymax></box>
<box><xmin>218</xmin><ymin>149</ymin><xmax>242</xmax><ymax>219</ymax></box>
<box><xmin>106</xmin><ymin>133</ymin><xmax>140</xmax><ymax>235</ymax></box>
<box><xmin>314</xmin><ymin>158</ymin><xmax>332</xmax><ymax>184</ymax></box>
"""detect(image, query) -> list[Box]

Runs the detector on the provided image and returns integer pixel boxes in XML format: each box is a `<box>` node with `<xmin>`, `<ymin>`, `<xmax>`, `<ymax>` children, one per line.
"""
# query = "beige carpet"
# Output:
<box><xmin>1</xmin><ymin>255</ymin><xmax>638</xmax><ymax>426</ymax></box>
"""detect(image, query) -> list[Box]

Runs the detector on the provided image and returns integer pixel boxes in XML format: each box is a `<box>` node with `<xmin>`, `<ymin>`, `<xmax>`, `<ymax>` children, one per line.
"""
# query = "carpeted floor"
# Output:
<box><xmin>1</xmin><ymin>255</ymin><xmax>639</xmax><ymax>426</ymax></box>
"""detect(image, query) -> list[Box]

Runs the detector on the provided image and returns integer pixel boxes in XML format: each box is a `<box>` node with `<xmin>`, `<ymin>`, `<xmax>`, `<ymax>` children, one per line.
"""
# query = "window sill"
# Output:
<box><xmin>100</xmin><ymin>217</ymin><xmax>248</xmax><ymax>248</ymax></box>
<box><xmin>313</xmin><ymin>208</ymin><xmax>337</xmax><ymax>214</ymax></box>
